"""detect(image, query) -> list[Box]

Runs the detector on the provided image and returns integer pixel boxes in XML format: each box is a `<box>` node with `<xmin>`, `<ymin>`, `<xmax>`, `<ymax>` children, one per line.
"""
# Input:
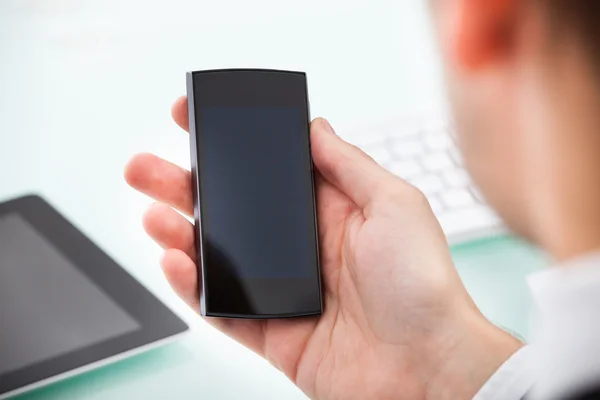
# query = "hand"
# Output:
<box><xmin>124</xmin><ymin>97</ymin><xmax>522</xmax><ymax>400</ymax></box>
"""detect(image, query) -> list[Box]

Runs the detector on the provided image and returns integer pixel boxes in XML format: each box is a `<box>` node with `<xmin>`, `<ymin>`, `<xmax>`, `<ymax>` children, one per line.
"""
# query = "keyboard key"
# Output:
<box><xmin>441</xmin><ymin>188</ymin><xmax>476</xmax><ymax>208</ymax></box>
<box><xmin>422</xmin><ymin>152</ymin><xmax>454</xmax><ymax>172</ymax></box>
<box><xmin>427</xmin><ymin>196</ymin><xmax>444</xmax><ymax>215</ymax></box>
<box><xmin>442</xmin><ymin>169</ymin><xmax>470</xmax><ymax>188</ymax></box>
<box><xmin>448</xmin><ymin>147</ymin><xmax>463</xmax><ymax>165</ymax></box>
<box><xmin>438</xmin><ymin>207</ymin><xmax>501</xmax><ymax>238</ymax></box>
<box><xmin>409</xmin><ymin>175</ymin><xmax>444</xmax><ymax>196</ymax></box>
<box><xmin>389</xmin><ymin>160</ymin><xmax>422</xmax><ymax>179</ymax></box>
<box><xmin>470</xmin><ymin>187</ymin><xmax>486</xmax><ymax>203</ymax></box>
<box><xmin>447</xmin><ymin>124</ymin><xmax>457</xmax><ymax>139</ymax></box>
<box><xmin>392</xmin><ymin>138</ymin><xmax>424</xmax><ymax>158</ymax></box>
<box><xmin>423</xmin><ymin>132</ymin><xmax>453</xmax><ymax>150</ymax></box>
<box><xmin>363</xmin><ymin>146</ymin><xmax>392</xmax><ymax>165</ymax></box>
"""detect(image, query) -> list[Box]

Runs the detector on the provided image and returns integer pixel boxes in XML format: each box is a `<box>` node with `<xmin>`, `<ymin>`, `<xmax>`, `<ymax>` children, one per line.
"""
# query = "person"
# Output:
<box><xmin>124</xmin><ymin>0</ymin><xmax>600</xmax><ymax>398</ymax></box>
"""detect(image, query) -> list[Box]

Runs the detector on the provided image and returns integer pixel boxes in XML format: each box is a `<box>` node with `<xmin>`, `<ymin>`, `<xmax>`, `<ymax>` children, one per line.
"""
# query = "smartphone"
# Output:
<box><xmin>186</xmin><ymin>69</ymin><xmax>322</xmax><ymax>319</ymax></box>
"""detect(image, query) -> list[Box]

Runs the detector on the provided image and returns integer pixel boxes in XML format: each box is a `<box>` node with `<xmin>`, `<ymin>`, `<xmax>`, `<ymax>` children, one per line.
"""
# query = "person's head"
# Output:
<box><xmin>430</xmin><ymin>0</ymin><xmax>600</xmax><ymax>260</ymax></box>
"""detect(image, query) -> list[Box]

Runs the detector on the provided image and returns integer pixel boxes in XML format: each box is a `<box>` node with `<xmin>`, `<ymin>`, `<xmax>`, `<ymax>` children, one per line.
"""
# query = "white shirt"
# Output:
<box><xmin>473</xmin><ymin>252</ymin><xmax>600</xmax><ymax>400</ymax></box>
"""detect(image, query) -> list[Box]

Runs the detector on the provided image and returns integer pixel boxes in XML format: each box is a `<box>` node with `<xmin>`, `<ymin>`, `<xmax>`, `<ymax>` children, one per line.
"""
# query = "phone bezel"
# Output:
<box><xmin>186</xmin><ymin>69</ymin><xmax>323</xmax><ymax>318</ymax></box>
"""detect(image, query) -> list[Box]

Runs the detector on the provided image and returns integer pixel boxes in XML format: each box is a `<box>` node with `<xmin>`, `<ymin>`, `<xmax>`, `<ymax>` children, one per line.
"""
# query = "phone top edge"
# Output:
<box><xmin>188</xmin><ymin>68</ymin><xmax>306</xmax><ymax>77</ymax></box>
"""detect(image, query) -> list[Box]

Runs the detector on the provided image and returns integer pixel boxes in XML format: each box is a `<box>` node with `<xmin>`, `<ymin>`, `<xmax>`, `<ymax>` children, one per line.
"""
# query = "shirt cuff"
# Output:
<box><xmin>526</xmin><ymin>256</ymin><xmax>600</xmax><ymax>400</ymax></box>
<box><xmin>472</xmin><ymin>345</ymin><xmax>536</xmax><ymax>400</ymax></box>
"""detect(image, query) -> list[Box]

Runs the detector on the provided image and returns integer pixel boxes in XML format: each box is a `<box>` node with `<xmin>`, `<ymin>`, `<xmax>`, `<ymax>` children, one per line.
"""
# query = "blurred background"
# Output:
<box><xmin>0</xmin><ymin>1</ymin><xmax>547</xmax><ymax>399</ymax></box>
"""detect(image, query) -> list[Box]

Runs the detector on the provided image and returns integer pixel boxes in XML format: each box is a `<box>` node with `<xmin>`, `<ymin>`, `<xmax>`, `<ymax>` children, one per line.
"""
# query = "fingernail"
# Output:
<box><xmin>321</xmin><ymin>118</ymin><xmax>336</xmax><ymax>135</ymax></box>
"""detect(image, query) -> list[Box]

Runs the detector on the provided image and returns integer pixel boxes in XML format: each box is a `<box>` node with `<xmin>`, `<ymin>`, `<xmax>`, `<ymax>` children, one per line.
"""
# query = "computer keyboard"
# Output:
<box><xmin>356</xmin><ymin>118</ymin><xmax>505</xmax><ymax>245</ymax></box>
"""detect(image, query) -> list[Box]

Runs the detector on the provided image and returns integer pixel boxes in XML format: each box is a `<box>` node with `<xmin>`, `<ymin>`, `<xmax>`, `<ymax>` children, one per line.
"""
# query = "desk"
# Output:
<box><xmin>0</xmin><ymin>1</ymin><xmax>547</xmax><ymax>398</ymax></box>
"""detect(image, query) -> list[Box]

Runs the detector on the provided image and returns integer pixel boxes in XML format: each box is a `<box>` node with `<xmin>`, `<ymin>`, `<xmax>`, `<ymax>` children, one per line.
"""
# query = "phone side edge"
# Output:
<box><xmin>186</xmin><ymin>72</ymin><xmax>207</xmax><ymax>317</ymax></box>
<box><xmin>304</xmin><ymin>73</ymin><xmax>324</xmax><ymax>315</ymax></box>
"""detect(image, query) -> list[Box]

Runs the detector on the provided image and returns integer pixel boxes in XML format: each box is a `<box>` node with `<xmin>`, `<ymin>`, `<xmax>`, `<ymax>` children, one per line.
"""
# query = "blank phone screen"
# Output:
<box><xmin>200</xmin><ymin>106</ymin><xmax>314</xmax><ymax>278</ymax></box>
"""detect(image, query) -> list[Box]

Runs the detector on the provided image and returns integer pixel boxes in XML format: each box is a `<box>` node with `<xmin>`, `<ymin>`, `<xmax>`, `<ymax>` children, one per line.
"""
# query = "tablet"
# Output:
<box><xmin>0</xmin><ymin>195</ymin><xmax>188</xmax><ymax>399</ymax></box>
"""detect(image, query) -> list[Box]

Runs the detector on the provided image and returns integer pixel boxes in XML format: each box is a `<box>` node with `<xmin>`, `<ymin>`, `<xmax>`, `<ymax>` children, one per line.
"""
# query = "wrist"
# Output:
<box><xmin>425</xmin><ymin>310</ymin><xmax>523</xmax><ymax>400</ymax></box>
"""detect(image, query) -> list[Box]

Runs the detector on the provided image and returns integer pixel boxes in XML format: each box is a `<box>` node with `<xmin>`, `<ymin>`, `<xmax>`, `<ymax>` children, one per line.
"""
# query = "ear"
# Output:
<box><xmin>439</xmin><ymin>0</ymin><xmax>518</xmax><ymax>71</ymax></box>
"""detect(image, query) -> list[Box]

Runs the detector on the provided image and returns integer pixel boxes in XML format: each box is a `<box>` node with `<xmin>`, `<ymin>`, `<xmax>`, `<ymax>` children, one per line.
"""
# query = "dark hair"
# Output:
<box><xmin>543</xmin><ymin>1</ymin><xmax>600</xmax><ymax>69</ymax></box>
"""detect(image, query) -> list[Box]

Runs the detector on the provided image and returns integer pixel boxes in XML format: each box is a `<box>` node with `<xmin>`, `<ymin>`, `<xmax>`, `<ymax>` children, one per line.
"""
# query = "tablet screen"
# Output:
<box><xmin>0</xmin><ymin>214</ymin><xmax>140</xmax><ymax>375</ymax></box>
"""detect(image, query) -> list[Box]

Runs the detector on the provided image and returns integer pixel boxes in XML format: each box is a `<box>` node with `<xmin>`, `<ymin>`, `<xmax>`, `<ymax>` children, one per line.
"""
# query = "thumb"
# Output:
<box><xmin>310</xmin><ymin>118</ymin><xmax>394</xmax><ymax>209</ymax></box>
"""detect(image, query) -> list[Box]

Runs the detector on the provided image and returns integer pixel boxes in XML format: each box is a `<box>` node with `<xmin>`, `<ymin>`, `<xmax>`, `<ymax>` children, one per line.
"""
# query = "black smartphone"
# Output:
<box><xmin>186</xmin><ymin>69</ymin><xmax>323</xmax><ymax>319</ymax></box>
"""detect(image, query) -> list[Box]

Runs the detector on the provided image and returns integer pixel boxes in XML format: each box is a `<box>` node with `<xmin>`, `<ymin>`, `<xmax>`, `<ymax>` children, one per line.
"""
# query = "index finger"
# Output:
<box><xmin>172</xmin><ymin>95</ymin><xmax>189</xmax><ymax>132</ymax></box>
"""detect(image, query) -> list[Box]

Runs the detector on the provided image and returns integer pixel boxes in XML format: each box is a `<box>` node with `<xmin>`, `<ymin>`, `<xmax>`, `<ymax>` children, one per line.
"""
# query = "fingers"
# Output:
<box><xmin>161</xmin><ymin>247</ymin><xmax>267</xmax><ymax>361</ymax></box>
<box><xmin>167</xmin><ymin>97</ymin><xmax>389</xmax><ymax>212</ymax></box>
<box><xmin>171</xmin><ymin>96</ymin><xmax>189</xmax><ymax>132</ymax></box>
<box><xmin>125</xmin><ymin>96</ymin><xmax>191</xmax><ymax>212</ymax></box>
<box><xmin>310</xmin><ymin>118</ymin><xmax>395</xmax><ymax>209</ymax></box>
<box><xmin>124</xmin><ymin>153</ymin><xmax>194</xmax><ymax>216</ymax></box>
<box><xmin>143</xmin><ymin>203</ymin><xmax>195</xmax><ymax>260</ymax></box>
<box><xmin>160</xmin><ymin>248</ymin><xmax>199</xmax><ymax>310</ymax></box>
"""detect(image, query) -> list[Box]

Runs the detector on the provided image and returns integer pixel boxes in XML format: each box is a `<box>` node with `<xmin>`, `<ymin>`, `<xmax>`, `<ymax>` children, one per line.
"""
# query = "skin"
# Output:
<box><xmin>125</xmin><ymin>105</ymin><xmax>520</xmax><ymax>399</ymax></box>
<box><xmin>125</xmin><ymin>0</ymin><xmax>600</xmax><ymax>398</ymax></box>
<box><xmin>431</xmin><ymin>0</ymin><xmax>600</xmax><ymax>260</ymax></box>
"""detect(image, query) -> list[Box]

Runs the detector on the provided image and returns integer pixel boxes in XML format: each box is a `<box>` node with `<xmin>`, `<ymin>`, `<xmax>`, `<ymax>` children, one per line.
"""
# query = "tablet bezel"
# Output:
<box><xmin>0</xmin><ymin>195</ymin><xmax>188</xmax><ymax>398</ymax></box>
